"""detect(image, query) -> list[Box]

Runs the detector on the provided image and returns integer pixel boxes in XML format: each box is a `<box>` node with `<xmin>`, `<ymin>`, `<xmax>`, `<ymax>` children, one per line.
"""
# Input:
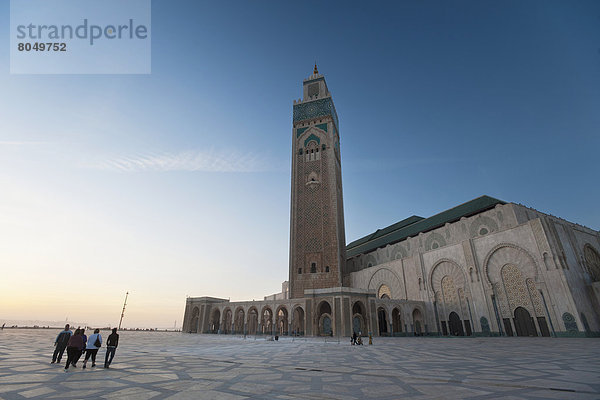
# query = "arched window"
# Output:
<box><xmin>311</xmin><ymin>263</ymin><xmax>317</xmax><ymax>273</ymax></box>
<box><xmin>584</xmin><ymin>245</ymin><xmax>600</xmax><ymax>282</ymax></box>
<box><xmin>325</xmin><ymin>266</ymin><xmax>330</xmax><ymax>272</ymax></box>
<box><xmin>305</xmin><ymin>139</ymin><xmax>321</xmax><ymax>162</ymax></box>
<box><xmin>378</xmin><ymin>284</ymin><xmax>391</xmax><ymax>299</ymax></box>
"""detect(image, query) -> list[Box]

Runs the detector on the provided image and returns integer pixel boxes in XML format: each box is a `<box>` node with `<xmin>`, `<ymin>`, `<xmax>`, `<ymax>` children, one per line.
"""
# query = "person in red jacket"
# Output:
<box><xmin>73</xmin><ymin>328</ymin><xmax>87</xmax><ymax>366</ymax></box>
<box><xmin>64</xmin><ymin>329</ymin><xmax>84</xmax><ymax>372</ymax></box>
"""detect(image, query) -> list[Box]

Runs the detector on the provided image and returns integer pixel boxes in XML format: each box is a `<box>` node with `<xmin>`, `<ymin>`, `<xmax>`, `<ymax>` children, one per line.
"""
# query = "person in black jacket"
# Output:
<box><xmin>104</xmin><ymin>328</ymin><xmax>119</xmax><ymax>368</ymax></box>
<box><xmin>51</xmin><ymin>324</ymin><xmax>72</xmax><ymax>364</ymax></box>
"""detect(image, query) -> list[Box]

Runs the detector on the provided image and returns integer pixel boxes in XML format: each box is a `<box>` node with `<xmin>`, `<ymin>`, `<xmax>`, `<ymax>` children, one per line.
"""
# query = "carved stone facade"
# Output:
<box><xmin>347</xmin><ymin>202</ymin><xmax>600</xmax><ymax>337</ymax></box>
<box><xmin>183</xmin><ymin>69</ymin><xmax>600</xmax><ymax>338</ymax></box>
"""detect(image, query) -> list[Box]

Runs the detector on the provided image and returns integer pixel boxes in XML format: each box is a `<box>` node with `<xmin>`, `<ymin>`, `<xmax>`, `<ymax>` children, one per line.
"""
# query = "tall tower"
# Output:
<box><xmin>289</xmin><ymin>65</ymin><xmax>347</xmax><ymax>299</ymax></box>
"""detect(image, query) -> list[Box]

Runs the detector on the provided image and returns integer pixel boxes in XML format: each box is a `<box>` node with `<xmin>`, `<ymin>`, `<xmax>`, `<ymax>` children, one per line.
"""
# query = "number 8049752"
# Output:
<box><xmin>18</xmin><ymin>42</ymin><xmax>66</xmax><ymax>51</ymax></box>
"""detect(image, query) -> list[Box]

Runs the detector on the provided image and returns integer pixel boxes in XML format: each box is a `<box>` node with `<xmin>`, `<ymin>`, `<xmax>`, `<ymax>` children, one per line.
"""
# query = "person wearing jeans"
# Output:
<box><xmin>51</xmin><ymin>324</ymin><xmax>72</xmax><ymax>363</ymax></box>
<box><xmin>104</xmin><ymin>328</ymin><xmax>119</xmax><ymax>368</ymax></box>
<box><xmin>82</xmin><ymin>329</ymin><xmax>102</xmax><ymax>369</ymax></box>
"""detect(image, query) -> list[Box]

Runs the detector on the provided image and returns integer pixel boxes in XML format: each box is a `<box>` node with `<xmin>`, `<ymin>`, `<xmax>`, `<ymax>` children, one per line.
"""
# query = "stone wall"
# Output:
<box><xmin>347</xmin><ymin>203</ymin><xmax>600</xmax><ymax>337</ymax></box>
<box><xmin>183</xmin><ymin>289</ymin><xmax>430</xmax><ymax>337</ymax></box>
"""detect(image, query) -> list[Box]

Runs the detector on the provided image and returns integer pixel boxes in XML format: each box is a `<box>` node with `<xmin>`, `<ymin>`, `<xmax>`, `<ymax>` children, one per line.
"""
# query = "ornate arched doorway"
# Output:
<box><xmin>261</xmin><ymin>307</ymin><xmax>273</xmax><ymax>335</ymax></box>
<box><xmin>317</xmin><ymin>301</ymin><xmax>332</xmax><ymax>335</ymax></box>
<box><xmin>392</xmin><ymin>308</ymin><xmax>402</xmax><ymax>335</ymax></box>
<box><xmin>352</xmin><ymin>301</ymin><xmax>366</xmax><ymax>335</ymax></box>
<box><xmin>292</xmin><ymin>306</ymin><xmax>305</xmax><ymax>335</ymax></box>
<box><xmin>190</xmin><ymin>307</ymin><xmax>199</xmax><ymax>333</ymax></box>
<box><xmin>448</xmin><ymin>312</ymin><xmax>464</xmax><ymax>336</ymax></box>
<box><xmin>210</xmin><ymin>309</ymin><xmax>220</xmax><ymax>333</ymax></box>
<box><xmin>222</xmin><ymin>308</ymin><xmax>232</xmax><ymax>334</ymax></box>
<box><xmin>485</xmin><ymin>246</ymin><xmax>551</xmax><ymax>337</ymax></box>
<box><xmin>514</xmin><ymin>307</ymin><xmax>537</xmax><ymax>337</ymax></box>
<box><xmin>276</xmin><ymin>307</ymin><xmax>289</xmax><ymax>336</ymax></box>
<box><xmin>377</xmin><ymin>307</ymin><xmax>388</xmax><ymax>336</ymax></box>
<box><xmin>234</xmin><ymin>308</ymin><xmax>245</xmax><ymax>334</ymax></box>
<box><xmin>247</xmin><ymin>307</ymin><xmax>258</xmax><ymax>335</ymax></box>
<box><xmin>412</xmin><ymin>308</ymin><xmax>424</xmax><ymax>336</ymax></box>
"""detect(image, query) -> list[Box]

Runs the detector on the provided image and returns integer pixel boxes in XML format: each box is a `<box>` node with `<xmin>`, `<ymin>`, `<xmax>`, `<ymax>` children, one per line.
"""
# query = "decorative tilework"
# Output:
<box><xmin>378</xmin><ymin>284</ymin><xmax>391</xmax><ymax>299</ymax></box>
<box><xmin>304</xmin><ymin>134</ymin><xmax>320</xmax><ymax>147</ymax></box>
<box><xmin>502</xmin><ymin>264</ymin><xmax>543</xmax><ymax>315</ymax></box>
<box><xmin>469</xmin><ymin>216</ymin><xmax>498</xmax><ymax>237</ymax></box>
<box><xmin>425</xmin><ymin>232</ymin><xmax>446</xmax><ymax>251</ymax></box>
<box><xmin>584</xmin><ymin>244</ymin><xmax>600</xmax><ymax>282</ymax></box>
<box><xmin>315</xmin><ymin>123</ymin><xmax>328</xmax><ymax>132</ymax></box>
<box><xmin>293</xmin><ymin>97</ymin><xmax>339</xmax><ymax>133</ymax></box>
<box><xmin>458</xmin><ymin>288</ymin><xmax>468</xmax><ymax>317</ymax></box>
<box><xmin>562</xmin><ymin>312</ymin><xmax>578</xmax><ymax>334</ymax></box>
<box><xmin>526</xmin><ymin>279</ymin><xmax>544</xmax><ymax>315</ymax></box>
<box><xmin>501</xmin><ymin>264</ymin><xmax>531</xmax><ymax>313</ymax></box>
<box><xmin>441</xmin><ymin>276</ymin><xmax>459</xmax><ymax>313</ymax></box>
<box><xmin>296</xmin><ymin>127</ymin><xmax>309</xmax><ymax>137</ymax></box>
<box><xmin>494</xmin><ymin>282</ymin><xmax>509</xmax><ymax>317</ymax></box>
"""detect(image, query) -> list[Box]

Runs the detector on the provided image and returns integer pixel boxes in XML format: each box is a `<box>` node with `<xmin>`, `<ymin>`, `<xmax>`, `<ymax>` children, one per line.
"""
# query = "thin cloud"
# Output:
<box><xmin>0</xmin><ymin>141</ymin><xmax>47</xmax><ymax>145</ymax></box>
<box><xmin>95</xmin><ymin>149</ymin><xmax>268</xmax><ymax>173</ymax></box>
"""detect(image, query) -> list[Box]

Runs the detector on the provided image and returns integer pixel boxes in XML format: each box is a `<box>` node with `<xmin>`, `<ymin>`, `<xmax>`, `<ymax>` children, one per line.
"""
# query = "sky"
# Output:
<box><xmin>1</xmin><ymin>0</ymin><xmax>599</xmax><ymax>329</ymax></box>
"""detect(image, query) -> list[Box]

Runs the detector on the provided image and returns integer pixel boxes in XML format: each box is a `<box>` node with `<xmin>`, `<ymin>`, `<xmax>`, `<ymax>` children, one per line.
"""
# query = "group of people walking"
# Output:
<box><xmin>51</xmin><ymin>324</ymin><xmax>120</xmax><ymax>372</ymax></box>
<box><xmin>351</xmin><ymin>331</ymin><xmax>364</xmax><ymax>345</ymax></box>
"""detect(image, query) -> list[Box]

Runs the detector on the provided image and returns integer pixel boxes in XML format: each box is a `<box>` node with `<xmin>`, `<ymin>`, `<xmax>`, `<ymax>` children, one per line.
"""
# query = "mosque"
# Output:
<box><xmin>183</xmin><ymin>67</ymin><xmax>600</xmax><ymax>338</ymax></box>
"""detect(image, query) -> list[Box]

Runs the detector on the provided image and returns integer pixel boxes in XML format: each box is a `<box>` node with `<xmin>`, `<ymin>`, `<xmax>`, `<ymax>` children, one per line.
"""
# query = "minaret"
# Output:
<box><xmin>289</xmin><ymin>66</ymin><xmax>347</xmax><ymax>299</ymax></box>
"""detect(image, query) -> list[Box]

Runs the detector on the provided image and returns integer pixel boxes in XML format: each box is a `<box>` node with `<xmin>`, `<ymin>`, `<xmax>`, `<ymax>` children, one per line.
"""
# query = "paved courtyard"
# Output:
<box><xmin>0</xmin><ymin>329</ymin><xmax>599</xmax><ymax>399</ymax></box>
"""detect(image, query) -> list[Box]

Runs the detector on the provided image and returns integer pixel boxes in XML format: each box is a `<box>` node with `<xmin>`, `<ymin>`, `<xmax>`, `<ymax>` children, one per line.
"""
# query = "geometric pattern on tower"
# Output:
<box><xmin>293</xmin><ymin>97</ymin><xmax>339</xmax><ymax>132</ymax></box>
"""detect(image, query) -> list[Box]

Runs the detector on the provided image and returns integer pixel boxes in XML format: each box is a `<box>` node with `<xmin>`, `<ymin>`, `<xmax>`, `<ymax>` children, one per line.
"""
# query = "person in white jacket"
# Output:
<box><xmin>82</xmin><ymin>329</ymin><xmax>102</xmax><ymax>369</ymax></box>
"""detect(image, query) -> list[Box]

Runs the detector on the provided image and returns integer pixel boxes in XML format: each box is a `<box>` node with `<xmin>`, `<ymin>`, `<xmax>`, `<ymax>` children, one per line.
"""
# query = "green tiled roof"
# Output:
<box><xmin>346</xmin><ymin>195</ymin><xmax>506</xmax><ymax>258</ymax></box>
<box><xmin>346</xmin><ymin>215</ymin><xmax>425</xmax><ymax>249</ymax></box>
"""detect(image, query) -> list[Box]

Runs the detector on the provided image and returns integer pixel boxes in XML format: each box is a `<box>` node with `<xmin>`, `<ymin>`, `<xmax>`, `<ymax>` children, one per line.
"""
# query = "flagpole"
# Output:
<box><xmin>118</xmin><ymin>291</ymin><xmax>129</xmax><ymax>330</ymax></box>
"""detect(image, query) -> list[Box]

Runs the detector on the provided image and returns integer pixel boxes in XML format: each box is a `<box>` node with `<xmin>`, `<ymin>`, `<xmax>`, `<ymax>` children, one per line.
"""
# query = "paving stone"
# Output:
<box><xmin>0</xmin><ymin>330</ymin><xmax>598</xmax><ymax>399</ymax></box>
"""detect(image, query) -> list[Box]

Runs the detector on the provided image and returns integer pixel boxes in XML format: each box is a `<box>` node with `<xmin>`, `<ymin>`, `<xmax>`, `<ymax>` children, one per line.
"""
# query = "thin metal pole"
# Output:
<box><xmin>118</xmin><ymin>292</ymin><xmax>129</xmax><ymax>330</ymax></box>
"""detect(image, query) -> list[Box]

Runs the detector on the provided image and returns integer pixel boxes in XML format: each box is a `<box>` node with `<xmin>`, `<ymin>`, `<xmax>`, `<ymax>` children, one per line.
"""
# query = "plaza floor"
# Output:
<box><xmin>0</xmin><ymin>330</ymin><xmax>599</xmax><ymax>399</ymax></box>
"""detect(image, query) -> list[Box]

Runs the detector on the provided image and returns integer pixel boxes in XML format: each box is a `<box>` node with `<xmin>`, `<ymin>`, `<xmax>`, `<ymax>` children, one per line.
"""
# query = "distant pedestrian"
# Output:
<box><xmin>352</xmin><ymin>331</ymin><xmax>357</xmax><ymax>345</ymax></box>
<box><xmin>104</xmin><ymin>328</ymin><xmax>119</xmax><ymax>368</ymax></box>
<box><xmin>83</xmin><ymin>329</ymin><xmax>102</xmax><ymax>369</ymax></box>
<box><xmin>51</xmin><ymin>324</ymin><xmax>72</xmax><ymax>364</ymax></box>
<box><xmin>64</xmin><ymin>329</ymin><xmax>84</xmax><ymax>372</ymax></box>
